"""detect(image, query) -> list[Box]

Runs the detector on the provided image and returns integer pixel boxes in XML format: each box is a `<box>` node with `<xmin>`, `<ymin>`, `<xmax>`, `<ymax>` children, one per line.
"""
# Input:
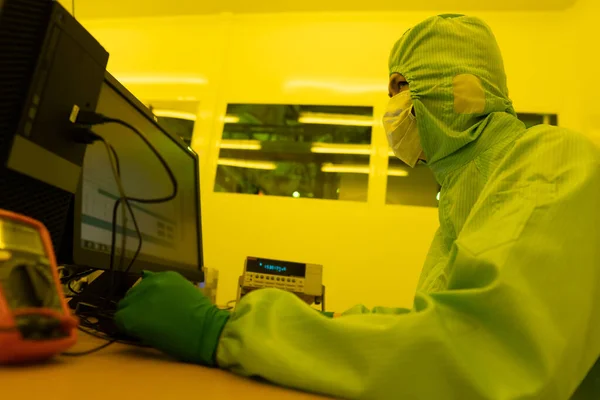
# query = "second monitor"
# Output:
<box><xmin>72</xmin><ymin>73</ymin><xmax>203</xmax><ymax>282</ymax></box>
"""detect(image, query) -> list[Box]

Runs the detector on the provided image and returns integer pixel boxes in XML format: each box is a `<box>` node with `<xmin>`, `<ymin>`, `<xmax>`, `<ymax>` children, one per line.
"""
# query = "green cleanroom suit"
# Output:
<box><xmin>116</xmin><ymin>14</ymin><xmax>600</xmax><ymax>400</ymax></box>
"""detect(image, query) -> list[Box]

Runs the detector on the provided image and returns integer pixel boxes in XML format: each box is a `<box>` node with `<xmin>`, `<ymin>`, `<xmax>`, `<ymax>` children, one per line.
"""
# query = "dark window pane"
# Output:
<box><xmin>215</xmin><ymin>104</ymin><xmax>373</xmax><ymax>201</ymax></box>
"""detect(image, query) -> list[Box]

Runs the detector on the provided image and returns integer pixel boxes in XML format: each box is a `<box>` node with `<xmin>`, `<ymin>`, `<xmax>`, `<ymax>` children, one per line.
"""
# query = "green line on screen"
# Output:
<box><xmin>82</xmin><ymin>215</ymin><xmax>175</xmax><ymax>248</ymax></box>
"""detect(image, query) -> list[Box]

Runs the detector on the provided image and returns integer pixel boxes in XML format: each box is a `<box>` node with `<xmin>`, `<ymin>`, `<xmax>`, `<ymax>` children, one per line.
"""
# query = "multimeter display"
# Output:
<box><xmin>0</xmin><ymin>218</ymin><xmax>46</xmax><ymax>256</ymax></box>
<box><xmin>246</xmin><ymin>257</ymin><xmax>306</xmax><ymax>277</ymax></box>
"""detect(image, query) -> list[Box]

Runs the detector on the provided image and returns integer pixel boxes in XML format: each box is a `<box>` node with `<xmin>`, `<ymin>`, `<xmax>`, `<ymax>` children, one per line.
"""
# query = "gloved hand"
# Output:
<box><xmin>114</xmin><ymin>270</ymin><xmax>229</xmax><ymax>366</ymax></box>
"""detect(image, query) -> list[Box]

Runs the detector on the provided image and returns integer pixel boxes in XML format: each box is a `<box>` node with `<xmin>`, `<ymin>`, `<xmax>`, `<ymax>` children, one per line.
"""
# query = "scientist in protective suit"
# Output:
<box><xmin>115</xmin><ymin>14</ymin><xmax>600</xmax><ymax>400</ymax></box>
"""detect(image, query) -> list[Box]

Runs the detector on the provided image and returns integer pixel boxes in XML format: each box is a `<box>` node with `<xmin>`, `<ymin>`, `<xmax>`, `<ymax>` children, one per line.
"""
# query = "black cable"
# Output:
<box><xmin>100</xmin><ymin>139</ymin><xmax>130</xmax><ymax>299</ymax></box>
<box><xmin>109</xmin><ymin>144</ymin><xmax>121</xmax><ymax>176</ymax></box>
<box><xmin>60</xmin><ymin>268</ymin><xmax>96</xmax><ymax>284</ymax></box>
<box><xmin>76</xmin><ymin>325</ymin><xmax>149</xmax><ymax>348</ymax></box>
<box><xmin>100</xmin><ymin>117</ymin><xmax>178</xmax><ymax>206</ymax></box>
<box><xmin>119</xmin><ymin>196</ymin><xmax>142</xmax><ymax>274</ymax></box>
<box><xmin>103</xmin><ymin>142</ymin><xmax>132</xmax><ymax>273</ymax></box>
<box><xmin>112</xmin><ymin>144</ymin><xmax>127</xmax><ymax>272</ymax></box>
<box><xmin>74</xmin><ymin>112</ymin><xmax>178</xmax><ymax>205</ymax></box>
<box><xmin>98</xmin><ymin>139</ymin><xmax>142</xmax><ymax>305</ymax></box>
<box><xmin>80</xmin><ymin>115</ymin><xmax>178</xmax><ymax>275</ymax></box>
<box><xmin>62</xmin><ymin>137</ymin><xmax>141</xmax><ymax>357</ymax></box>
<box><xmin>62</xmin><ymin>314</ymin><xmax>120</xmax><ymax>357</ymax></box>
<box><xmin>101</xmin><ymin>117</ymin><xmax>177</xmax><ymax>274</ymax></box>
<box><xmin>67</xmin><ymin>279</ymin><xmax>83</xmax><ymax>295</ymax></box>
<box><xmin>225</xmin><ymin>299</ymin><xmax>237</xmax><ymax>310</ymax></box>
<box><xmin>109</xmin><ymin>119</ymin><xmax>176</xmax><ymax>273</ymax></box>
<box><xmin>67</xmin><ymin>113</ymin><xmax>178</xmax><ymax>356</ymax></box>
<box><xmin>102</xmin><ymin>143</ymin><xmax>142</xmax><ymax>306</ymax></box>
<box><xmin>62</xmin><ymin>339</ymin><xmax>116</xmax><ymax>357</ymax></box>
<box><xmin>77</xmin><ymin>325</ymin><xmax>108</xmax><ymax>340</ymax></box>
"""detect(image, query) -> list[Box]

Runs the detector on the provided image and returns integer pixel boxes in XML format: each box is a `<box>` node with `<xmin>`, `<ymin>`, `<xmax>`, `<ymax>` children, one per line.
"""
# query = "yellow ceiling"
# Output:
<box><xmin>70</xmin><ymin>0</ymin><xmax>577</xmax><ymax>19</ymax></box>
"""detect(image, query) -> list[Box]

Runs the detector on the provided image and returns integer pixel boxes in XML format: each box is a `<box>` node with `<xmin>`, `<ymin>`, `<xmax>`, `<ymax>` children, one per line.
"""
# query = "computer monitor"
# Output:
<box><xmin>72</xmin><ymin>73</ymin><xmax>203</xmax><ymax>282</ymax></box>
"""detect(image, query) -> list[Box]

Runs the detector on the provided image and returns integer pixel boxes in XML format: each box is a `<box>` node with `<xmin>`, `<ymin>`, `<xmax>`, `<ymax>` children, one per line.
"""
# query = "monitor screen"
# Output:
<box><xmin>72</xmin><ymin>74</ymin><xmax>202</xmax><ymax>280</ymax></box>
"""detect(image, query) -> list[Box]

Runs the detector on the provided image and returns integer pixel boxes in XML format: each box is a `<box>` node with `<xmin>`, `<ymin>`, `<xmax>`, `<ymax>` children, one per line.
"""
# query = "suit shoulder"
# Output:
<box><xmin>518</xmin><ymin>125</ymin><xmax>600</xmax><ymax>163</ymax></box>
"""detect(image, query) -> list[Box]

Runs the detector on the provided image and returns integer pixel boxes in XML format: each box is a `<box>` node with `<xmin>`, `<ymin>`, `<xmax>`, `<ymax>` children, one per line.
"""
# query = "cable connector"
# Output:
<box><xmin>71</xmin><ymin>127</ymin><xmax>102</xmax><ymax>144</ymax></box>
<box><xmin>70</xmin><ymin>106</ymin><xmax>106</xmax><ymax>126</ymax></box>
<box><xmin>69</xmin><ymin>105</ymin><xmax>107</xmax><ymax>144</ymax></box>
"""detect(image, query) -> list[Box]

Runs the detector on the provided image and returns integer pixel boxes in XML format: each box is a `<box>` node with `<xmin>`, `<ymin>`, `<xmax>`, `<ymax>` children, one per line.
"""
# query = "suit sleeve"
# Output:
<box><xmin>216</xmin><ymin>159</ymin><xmax>600</xmax><ymax>399</ymax></box>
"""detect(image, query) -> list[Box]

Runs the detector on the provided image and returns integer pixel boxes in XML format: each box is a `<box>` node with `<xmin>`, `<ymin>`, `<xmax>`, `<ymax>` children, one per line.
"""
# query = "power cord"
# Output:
<box><xmin>67</xmin><ymin>279</ymin><xmax>83</xmax><ymax>295</ymax></box>
<box><xmin>95</xmin><ymin>118</ymin><xmax>177</xmax><ymax>309</ymax></box>
<box><xmin>75</xmin><ymin>111</ymin><xmax>178</xmax><ymax>204</ymax></box>
<box><xmin>63</xmin><ymin>110</ymin><xmax>178</xmax><ymax>357</ymax></box>
<box><xmin>60</xmin><ymin>267</ymin><xmax>97</xmax><ymax>284</ymax></box>
<box><xmin>109</xmin><ymin>143</ymin><xmax>127</xmax><ymax>273</ymax></box>
<box><xmin>63</xmin><ymin>136</ymin><xmax>139</xmax><ymax>356</ymax></box>
<box><xmin>224</xmin><ymin>300</ymin><xmax>237</xmax><ymax>310</ymax></box>
<box><xmin>62</xmin><ymin>338</ymin><xmax>116</xmax><ymax>357</ymax></box>
<box><xmin>76</xmin><ymin>325</ymin><xmax>149</xmax><ymax>348</ymax></box>
<box><xmin>74</xmin><ymin>111</ymin><xmax>178</xmax><ymax>275</ymax></box>
<box><xmin>102</xmin><ymin>139</ymin><xmax>141</xmax><ymax>301</ymax></box>
<box><xmin>62</xmin><ymin>324</ymin><xmax>149</xmax><ymax>357</ymax></box>
<box><xmin>96</xmin><ymin>137</ymin><xmax>141</xmax><ymax>306</ymax></box>
<box><xmin>62</xmin><ymin>267</ymin><xmax>98</xmax><ymax>298</ymax></box>
<box><xmin>75</xmin><ymin>113</ymin><xmax>178</xmax><ymax>301</ymax></box>
<box><xmin>101</xmin><ymin>117</ymin><xmax>178</xmax><ymax>204</ymax></box>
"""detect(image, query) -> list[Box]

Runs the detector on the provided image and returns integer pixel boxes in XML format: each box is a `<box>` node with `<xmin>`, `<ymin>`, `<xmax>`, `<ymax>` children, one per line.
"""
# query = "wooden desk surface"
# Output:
<box><xmin>2</xmin><ymin>331</ymin><xmax>329</xmax><ymax>400</ymax></box>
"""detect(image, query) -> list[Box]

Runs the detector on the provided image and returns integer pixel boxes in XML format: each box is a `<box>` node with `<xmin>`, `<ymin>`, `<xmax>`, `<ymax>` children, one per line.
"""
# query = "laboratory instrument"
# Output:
<box><xmin>238</xmin><ymin>257</ymin><xmax>324</xmax><ymax>308</ymax></box>
<box><xmin>0</xmin><ymin>209</ymin><xmax>77</xmax><ymax>364</ymax></box>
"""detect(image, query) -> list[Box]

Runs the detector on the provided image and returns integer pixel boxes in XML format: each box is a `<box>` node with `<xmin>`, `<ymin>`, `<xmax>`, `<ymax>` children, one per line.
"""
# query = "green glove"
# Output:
<box><xmin>114</xmin><ymin>270</ymin><xmax>229</xmax><ymax>366</ymax></box>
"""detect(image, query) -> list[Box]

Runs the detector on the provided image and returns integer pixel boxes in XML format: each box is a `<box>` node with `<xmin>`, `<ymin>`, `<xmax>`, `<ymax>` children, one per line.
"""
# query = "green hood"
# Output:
<box><xmin>389</xmin><ymin>15</ymin><xmax>523</xmax><ymax>183</ymax></box>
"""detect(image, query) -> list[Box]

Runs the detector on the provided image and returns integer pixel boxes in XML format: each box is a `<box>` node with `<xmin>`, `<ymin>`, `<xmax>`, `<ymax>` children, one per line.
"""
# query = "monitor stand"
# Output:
<box><xmin>68</xmin><ymin>271</ymin><xmax>141</xmax><ymax>339</ymax></box>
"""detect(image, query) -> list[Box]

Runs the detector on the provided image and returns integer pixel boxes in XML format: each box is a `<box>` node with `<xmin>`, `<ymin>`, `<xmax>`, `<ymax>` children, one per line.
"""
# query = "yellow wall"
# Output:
<box><xmin>81</xmin><ymin>9</ymin><xmax>580</xmax><ymax>311</ymax></box>
<box><xmin>567</xmin><ymin>0</ymin><xmax>600</xmax><ymax>145</ymax></box>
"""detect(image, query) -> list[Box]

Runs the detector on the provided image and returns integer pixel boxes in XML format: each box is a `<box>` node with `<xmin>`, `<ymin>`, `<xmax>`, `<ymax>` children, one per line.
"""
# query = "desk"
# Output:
<box><xmin>2</xmin><ymin>332</ymin><xmax>329</xmax><ymax>400</ymax></box>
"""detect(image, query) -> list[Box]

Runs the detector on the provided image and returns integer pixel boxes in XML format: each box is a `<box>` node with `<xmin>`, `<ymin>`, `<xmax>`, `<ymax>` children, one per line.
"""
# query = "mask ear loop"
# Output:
<box><xmin>404</xmin><ymin>104</ymin><xmax>425</xmax><ymax>167</ymax></box>
<box><xmin>407</xmin><ymin>105</ymin><xmax>417</xmax><ymax>120</ymax></box>
<box><xmin>404</xmin><ymin>110</ymin><xmax>417</xmax><ymax>133</ymax></box>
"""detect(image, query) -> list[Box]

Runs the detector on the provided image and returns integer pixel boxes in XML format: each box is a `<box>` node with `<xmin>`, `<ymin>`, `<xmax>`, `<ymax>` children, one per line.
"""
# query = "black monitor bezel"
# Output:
<box><xmin>72</xmin><ymin>72</ymin><xmax>203</xmax><ymax>281</ymax></box>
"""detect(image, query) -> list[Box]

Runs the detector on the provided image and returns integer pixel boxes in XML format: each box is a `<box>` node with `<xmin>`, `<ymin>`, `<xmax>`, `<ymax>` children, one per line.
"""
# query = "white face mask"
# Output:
<box><xmin>382</xmin><ymin>91</ymin><xmax>425</xmax><ymax>168</ymax></box>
